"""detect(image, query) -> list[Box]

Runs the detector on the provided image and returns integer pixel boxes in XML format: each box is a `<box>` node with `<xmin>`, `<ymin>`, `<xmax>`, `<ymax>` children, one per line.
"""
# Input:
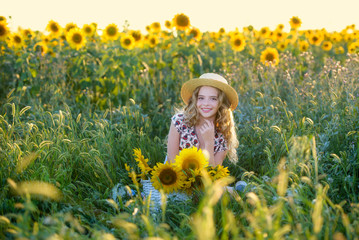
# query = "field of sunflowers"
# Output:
<box><xmin>1</xmin><ymin>13</ymin><xmax>359</xmax><ymax>239</ymax></box>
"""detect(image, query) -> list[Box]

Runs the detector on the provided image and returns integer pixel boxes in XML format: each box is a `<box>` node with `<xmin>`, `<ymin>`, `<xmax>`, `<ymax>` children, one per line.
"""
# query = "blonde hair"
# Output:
<box><xmin>182</xmin><ymin>86</ymin><xmax>239</xmax><ymax>163</ymax></box>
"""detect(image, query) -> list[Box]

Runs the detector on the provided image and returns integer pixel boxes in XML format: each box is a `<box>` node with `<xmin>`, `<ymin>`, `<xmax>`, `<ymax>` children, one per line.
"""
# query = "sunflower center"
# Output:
<box><xmin>0</xmin><ymin>26</ymin><xmax>5</xmax><ymax>36</ymax></box>
<box><xmin>124</xmin><ymin>38</ymin><xmax>132</xmax><ymax>46</ymax></box>
<box><xmin>84</xmin><ymin>27</ymin><xmax>92</xmax><ymax>33</ymax></box>
<box><xmin>131</xmin><ymin>32</ymin><xmax>141</xmax><ymax>41</ymax></box>
<box><xmin>51</xmin><ymin>24</ymin><xmax>59</xmax><ymax>32</ymax></box>
<box><xmin>265</xmin><ymin>53</ymin><xmax>275</xmax><ymax>62</ymax></box>
<box><xmin>183</xmin><ymin>159</ymin><xmax>199</xmax><ymax>170</ymax></box>
<box><xmin>107</xmin><ymin>27</ymin><xmax>117</xmax><ymax>37</ymax></box>
<box><xmin>292</xmin><ymin>18</ymin><xmax>300</xmax><ymax>24</ymax></box>
<box><xmin>72</xmin><ymin>33</ymin><xmax>82</xmax><ymax>44</ymax></box>
<box><xmin>150</xmin><ymin>38</ymin><xmax>156</xmax><ymax>44</ymax></box>
<box><xmin>14</xmin><ymin>35</ymin><xmax>22</xmax><ymax>44</ymax></box>
<box><xmin>159</xmin><ymin>169</ymin><xmax>177</xmax><ymax>185</ymax></box>
<box><xmin>176</xmin><ymin>15</ymin><xmax>189</xmax><ymax>27</ymax></box>
<box><xmin>234</xmin><ymin>39</ymin><xmax>242</xmax><ymax>46</ymax></box>
<box><xmin>312</xmin><ymin>36</ymin><xmax>318</xmax><ymax>42</ymax></box>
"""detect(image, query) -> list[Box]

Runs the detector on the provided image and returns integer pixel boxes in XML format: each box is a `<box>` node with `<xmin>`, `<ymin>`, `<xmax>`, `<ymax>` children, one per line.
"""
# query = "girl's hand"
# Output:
<box><xmin>199</xmin><ymin>120</ymin><xmax>215</xmax><ymax>144</ymax></box>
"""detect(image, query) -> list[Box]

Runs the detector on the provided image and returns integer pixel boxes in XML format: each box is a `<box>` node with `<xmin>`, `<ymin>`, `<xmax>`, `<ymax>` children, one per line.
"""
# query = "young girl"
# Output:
<box><xmin>166</xmin><ymin>72</ymin><xmax>239</xmax><ymax>166</ymax></box>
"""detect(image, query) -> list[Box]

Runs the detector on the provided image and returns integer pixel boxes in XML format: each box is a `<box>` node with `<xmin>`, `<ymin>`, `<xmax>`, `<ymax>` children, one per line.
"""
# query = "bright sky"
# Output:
<box><xmin>3</xmin><ymin>0</ymin><xmax>359</xmax><ymax>33</ymax></box>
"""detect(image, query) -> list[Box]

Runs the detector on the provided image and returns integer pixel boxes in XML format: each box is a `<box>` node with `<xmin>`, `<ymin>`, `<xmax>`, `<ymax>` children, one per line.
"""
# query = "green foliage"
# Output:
<box><xmin>1</xmin><ymin>33</ymin><xmax>359</xmax><ymax>239</ymax></box>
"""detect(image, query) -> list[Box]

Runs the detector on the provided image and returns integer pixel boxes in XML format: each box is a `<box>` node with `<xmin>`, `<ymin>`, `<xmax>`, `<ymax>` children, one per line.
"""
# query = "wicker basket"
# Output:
<box><xmin>141</xmin><ymin>179</ymin><xmax>190</xmax><ymax>211</ymax></box>
<box><xmin>141</xmin><ymin>179</ymin><xmax>162</xmax><ymax>211</ymax></box>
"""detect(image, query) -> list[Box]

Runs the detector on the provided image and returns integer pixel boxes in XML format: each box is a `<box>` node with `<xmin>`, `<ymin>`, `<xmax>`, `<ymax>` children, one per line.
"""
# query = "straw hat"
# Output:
<box><xmin>181</xmin><ymin>73</ymin><xmax>238</xmax><ymax>110</ymax></box>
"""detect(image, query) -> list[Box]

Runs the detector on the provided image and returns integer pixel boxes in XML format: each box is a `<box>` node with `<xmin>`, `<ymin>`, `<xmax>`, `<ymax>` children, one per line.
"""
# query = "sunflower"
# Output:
<box><xmin>46</xmin><ymin>20</ymin><xmax>62</xmax><ymax>38</ymax></box>
<box><xmin>172</xmin><ymin>13</ymin><xmax>190</xmax><ymax>31</ymax></box>
<box><xmin>0</xmin><ymin>20</ymin><xmax>10</xmax><ymax>41</ymax></box>
<box><xmin>308</xmin><ymin>32</ymin><xmax>324</xmax><ymax>46</ymax></box>
<box><xmin>321</xmin><ymin>41</ymin><xmax>332</xmax><ymax>51</ymax></box>
<box><xmin>182</xmin><ymin>168</ymin><xmax>203</xmax><ymax>194</ymax></box>
<box><xmin>187</xmin><ymin>27</ymin><xmax>202</xmax><ymax>41</ymax></box>
<box><xmin>151</xmin><ymin>162</ymin><xmax>185</xmax><ymax>193</ymax></box>
<box><xmin>208</xmin><ymin>165</ymin><xmax>230</xmax><ymax>181</ymax></box>
<box><xmin>34</xmin><ymin>42</ymin><xmax>48</xmax><ymax>55</ymax></box>
<box><xmin>230</xmin><ymin>34</ymin><xmax>246</xmax><ymax>52</ymax></box>
<box><xmin>264</xmin><ymin>39</ymin><xmax>272</xmax><ymax>46</ymax></box>
<box><xmin>299</xmin><ymin>40</ymin><xmax>309</xmax><ymax>52</ymax></box>
<box><xmin>334</xmin><ymin>46</ymin><xmax>344</xmax><ymax>54</ymax></box>
<box><xmin>147</xmin><ymin>34</ymin><xmax>158</xmax><ymax>48</ymax></box>
<box><xmin>276</xmin><ymin>41</ymin><xmax>287</xmax><ymax>51</ymax></box>
<box><xmin>259</xmin><ymin>27</ymin><xmax>270</xmax><ymax>39</ymax></box>
<box><xmin>103</xmin><ymin>23</ymin><xmax>119</xmax><ymax>41</ymax></box>
<box><xmin>174</xmin><ymin>147</ymin><xmax>208</xmax><ymax>175</ymax></box>
<box><xmin>66</xmin><ymin>28</ymin><xmax>86</xmax><ymax>50</ymax></box>
<box><xmin>21</xmin><ymin>28</ymin><xmax>34</xmax><ymax>39</ymax></box>
<box><xmin>276</xmin><ymin>24</ymin><xmax>285</xmax><ymax>31</ymax></box>
<box><xmin>289</xmin><ymin>16</ymin><xmax>302</xmax><ymax>29</ymax></box>
<box><xmin>65</xmin><ymin>23</ymin><xmax>78</xmax><ymax>34</ymax></box>
<box><xmin>260</xmin><ymin>47</ymin><xmax>279</xmax><ymax>66</ymax></box>
<box><xmin>129</xmin><ymin>30</ymin><xmax>143</xmax><ymax>46</ymax></box>
<box><xmin>82</xmin><ymin>24</ymin><xmax>96</xmax><ymax>37</ymax></box>
<box><xmin>272</xmin><ymin>30</ymin><xmax>286</xmax><ymax>42</ymax></box>
<box><xmin>164</xmin><ymin>20</ymin><xmax>172</xmax><ymax>29</ymax></box>
<box><xmin>0</xmin><ymin>16</ymin><xmax>6</xmax><ymax>22</ymax></box>
<box><xmin>8</xmin><ymin>33</ymin><xmax>24</xmax><ymax>49</ymax></box>
<box><xmin>348</xmin><ymin>42</ymin><xmax>359</xmax><ymax>54</ymax></box>
<box><xmin>208</xmin><ymin>42</ymin><xmax>216</xmax><ymax>50</ymax></box>
<box><xmin>133</xmin><ymin>148</ymin><xmax>151</xmax><ymax>178</ymax></box>
<box><xmin>119</xmin><ymin>34</ymin><xmax>135</xmax><ymax>50</ymax></box>
<box><xmin>150</xmin><ymin>22</ymin><xmax>161</xmax><ymax>33</ymax></box>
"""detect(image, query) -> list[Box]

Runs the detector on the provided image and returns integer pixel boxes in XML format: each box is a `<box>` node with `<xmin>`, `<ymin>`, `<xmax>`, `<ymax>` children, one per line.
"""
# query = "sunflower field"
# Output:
<box><xmin>1</xmin><ymin>13</ymin><xmax>359</xmax><ymax>239</ymax></box>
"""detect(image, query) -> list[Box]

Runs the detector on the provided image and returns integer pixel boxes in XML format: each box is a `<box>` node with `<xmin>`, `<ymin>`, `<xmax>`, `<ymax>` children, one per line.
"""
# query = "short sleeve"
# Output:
<box><xmin>171</xmin><ymin>113</ymin><xmax>185</xmax><ymax>133</ymax></box>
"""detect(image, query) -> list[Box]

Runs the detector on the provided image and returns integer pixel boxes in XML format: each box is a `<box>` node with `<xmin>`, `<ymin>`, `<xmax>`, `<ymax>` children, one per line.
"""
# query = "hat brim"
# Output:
<box><xmin>181</xmin><ymin>78</ymin><xmax>238</xmax><ymax>110</ymax></box>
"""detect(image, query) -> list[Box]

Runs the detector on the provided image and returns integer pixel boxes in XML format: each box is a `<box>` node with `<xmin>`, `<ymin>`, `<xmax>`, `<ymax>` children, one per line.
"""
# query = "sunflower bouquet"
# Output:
<box><xmin>126</xmin><ymin>147</ymin><xmax>230</xmax><ymax>196</ymax></box>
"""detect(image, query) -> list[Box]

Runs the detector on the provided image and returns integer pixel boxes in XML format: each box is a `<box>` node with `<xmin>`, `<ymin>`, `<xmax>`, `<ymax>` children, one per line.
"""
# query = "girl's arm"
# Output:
<box><xmin>213</xmin><ymin>150</ymin><xmax>227</xmax><ymax>166</ymax></box>
<box><xmin>167</xmin><ymin>122</ymin><xmax>180</xmax><ymax>163</ymax></box>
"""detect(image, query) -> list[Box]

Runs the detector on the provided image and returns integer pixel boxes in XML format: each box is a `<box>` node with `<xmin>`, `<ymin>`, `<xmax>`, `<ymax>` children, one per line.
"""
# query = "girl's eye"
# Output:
<box><xmin>211</xmin><ymin>98</ymin><xmax>218</xmax><ymax>101</ymax></box>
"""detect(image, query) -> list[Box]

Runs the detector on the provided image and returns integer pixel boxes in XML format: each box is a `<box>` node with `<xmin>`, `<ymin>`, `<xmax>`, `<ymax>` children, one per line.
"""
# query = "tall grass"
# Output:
<box><xmin>1</xmin><ymin>28</ymin><xmax>359</xmax><ymax>239</ymax></box>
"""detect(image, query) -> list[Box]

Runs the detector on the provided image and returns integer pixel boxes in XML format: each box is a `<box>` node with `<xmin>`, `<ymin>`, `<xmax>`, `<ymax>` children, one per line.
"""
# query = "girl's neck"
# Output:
<box><xmin>197</xmin><ymin>116</ymin><xmax>215</xmax><ymax>126</ymax></box>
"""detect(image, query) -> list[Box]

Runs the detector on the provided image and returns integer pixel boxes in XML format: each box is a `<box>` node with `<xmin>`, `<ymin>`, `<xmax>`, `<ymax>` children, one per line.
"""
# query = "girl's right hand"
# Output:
<box><xmin>199</xmin><ymin>119</ymin><xmax>215</xmax><ymax>144</ymax></box>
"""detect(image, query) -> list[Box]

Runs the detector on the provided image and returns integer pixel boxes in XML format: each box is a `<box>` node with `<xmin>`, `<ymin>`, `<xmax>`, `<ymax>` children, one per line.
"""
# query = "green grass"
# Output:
<box><xmin>1</xmin><ymin>37</ymin><xmax>359</xmax><ymax>239</ymax></box>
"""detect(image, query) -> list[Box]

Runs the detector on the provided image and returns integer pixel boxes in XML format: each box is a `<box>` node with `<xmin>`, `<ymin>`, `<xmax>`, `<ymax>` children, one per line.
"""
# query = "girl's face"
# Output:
<box><xmin>196</xmin><ymin>86</ymin><xmax>220</xmax><ymax>120</ymax></box>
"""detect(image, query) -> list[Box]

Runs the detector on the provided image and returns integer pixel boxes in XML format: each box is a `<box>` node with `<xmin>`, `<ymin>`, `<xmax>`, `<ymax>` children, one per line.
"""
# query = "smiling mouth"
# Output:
<box><xmin>201</xmin><ymin>108</ymin><xmax>212</xmax><ymax>113</ymax></box>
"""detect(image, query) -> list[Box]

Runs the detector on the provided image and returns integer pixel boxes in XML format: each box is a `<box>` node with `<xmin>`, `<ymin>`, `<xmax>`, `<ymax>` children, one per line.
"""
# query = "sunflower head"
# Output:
<box><xmin>147</xmin><ymin>35</ymin><xmax>158</xmax><ymax>48</ymax></box>
<box><xmin>299</xmin><ymin>40</ymin><xmax>309</xmax><ymax>52</ymax></box>
<box><xmin>46</xmin><ymin>20</ymin><xmax>62</xmax><ymax>37</ymax></box>
<box><xmin>260</xmin><ymin>47</ymin><xmax>280</xmax><ymax>66</ymax></box>
<box><xmin>276</xmin><ymin>41</ymin><xmax>287</xmax><ymax>51</ymax></box>
<box><xmin>103</xmin><ymin>23</ymin><xmax>119</xmax><ymax>41</ymax></box>
<box><xmin>172</xmin><ymin>13</ymin><xmax>190</xmax><ymax>31</ymax></box>
<box><xmin>120</xmin><ymin>34</ymin><xmax>135</xmax><ymax>50</ymax></box>
<box><xmin>321</xmin><ymin>41</ymin><xmax>332</xmax><ymax>51</ymax></box>
<box><xmin>308</xmin><ymin>32</ymin><xmax>324</xmax><ymax>46</ymax></box>
<box><xmin>66</xmin><ymin>28</ymin><xmax>86</xmax><ymax>50</ymax></box>
<box><xmin>150</xmin><ymin>22</ymin><xmax>161</xmax><ymax>33</ymax></box>
<box><xmin>231</xmin><ymin>34</ymin><xmax>246</xmax><ymax>52</ymax></box>
<box><xmin>187</xmin><ymin>27</ymin><xmax>202</xmax><ymax>42</ymax></box>
<box><xmin>174</xmin><ymin>147</ymin><xmax>208</xmax><ymax>175</ymax></box>
<box><xmin>65</xmin><ymin>23</ymin><xmax>78</xmax><ymax>34</ymax></box>
<box><xmin>164</xmin><ymin>20</ymin><xmax>172</xmax><ymax>29</ymax></box>
<box><xmin>289</xmin><ymin>16</ymin><xmax>302</xmax><ymax>29</ymax></box>
<box><xmin>82</xmin><ymin>24</ymin><xmax>96</xmax><ymax>37</ymax></box>
<box><xmin>0</xmin><ymin>21</ymin><xmax>10</xmax><ymax>41</ymax></box>
<box><xmin>151</xmin><ymin>162</ymin><xmax>185</xmax><ymax>193</ymax></box>
<box><xmin>8</xmin><ymin>33</ymin><xmax>24</xmax><ymax>49</ymax></box>
<box><xmin>34</xmin><ymin>42</ymin><xmax>48</xmax><ymax>56</ymax></box>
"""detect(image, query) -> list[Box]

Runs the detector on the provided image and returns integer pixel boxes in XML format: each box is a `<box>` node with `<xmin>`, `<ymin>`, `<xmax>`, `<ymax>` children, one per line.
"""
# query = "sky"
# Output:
<box><xmin>2</xmin><ymin>0</ymin><xmax>359</xmax><ymax>33</ymax></box>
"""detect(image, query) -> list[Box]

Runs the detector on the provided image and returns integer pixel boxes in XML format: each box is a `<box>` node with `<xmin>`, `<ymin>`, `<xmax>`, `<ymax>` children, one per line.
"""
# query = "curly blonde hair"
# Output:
<box><xmin>182</xmin><ymin>86</ymin><xmax>239</xmax><ymax>163</ymax></box>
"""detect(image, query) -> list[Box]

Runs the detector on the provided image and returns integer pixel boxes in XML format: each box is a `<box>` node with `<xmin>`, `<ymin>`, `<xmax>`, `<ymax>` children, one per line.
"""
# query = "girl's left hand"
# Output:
<box><xmin>199</xmin><ymin>120</ymin><xmax>215</xmax><ymax>144</ymax></box>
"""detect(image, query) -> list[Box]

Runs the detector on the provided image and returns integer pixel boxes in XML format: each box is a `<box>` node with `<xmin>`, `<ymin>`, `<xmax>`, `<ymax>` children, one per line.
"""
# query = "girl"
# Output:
<box><xmin>166</xmin><ymin>72</ymin><xmax>239</xmax><ymax>166</ymax></box>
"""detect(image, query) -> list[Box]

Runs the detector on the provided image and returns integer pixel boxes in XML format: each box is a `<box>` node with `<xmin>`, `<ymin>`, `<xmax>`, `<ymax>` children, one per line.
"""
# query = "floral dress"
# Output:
<box><xmin>171</xmin><ymin>113</ymin><xmax>227</xmax><ymax>153</ymax></box>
